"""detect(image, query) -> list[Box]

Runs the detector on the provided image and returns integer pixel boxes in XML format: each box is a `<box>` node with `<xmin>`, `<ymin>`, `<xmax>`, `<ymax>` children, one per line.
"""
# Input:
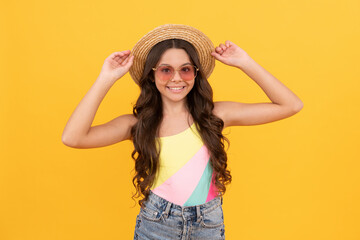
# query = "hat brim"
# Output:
<box><xmin>129</xmin><ymin>24</ymin><xmax>215</xmax><ymax>85</ymax></box>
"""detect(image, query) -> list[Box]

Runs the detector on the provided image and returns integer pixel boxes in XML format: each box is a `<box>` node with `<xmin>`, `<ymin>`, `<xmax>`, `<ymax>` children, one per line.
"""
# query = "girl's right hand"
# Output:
<box><xmin>98</xmin><ymin>50</ymin><xmax>134</xmax><ymax>82</ymax></box>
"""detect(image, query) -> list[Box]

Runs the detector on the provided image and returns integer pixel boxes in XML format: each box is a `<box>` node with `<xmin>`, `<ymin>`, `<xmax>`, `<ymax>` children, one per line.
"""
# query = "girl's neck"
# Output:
<box><xmin>162</xmin><ymin>100</ymin><xmax>189</xmax><ymax>117</ymax></box>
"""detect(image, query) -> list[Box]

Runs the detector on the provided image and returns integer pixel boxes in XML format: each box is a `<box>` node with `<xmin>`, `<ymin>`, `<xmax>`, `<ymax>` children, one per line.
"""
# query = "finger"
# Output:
<box><xmin>215</xmin><ymin>47</ymin><xmax>223</xmax><ymax>54</ymax></box>
<box><xmin>122</xmin><ymin>55</ymin><xmax>134</xmax><ymax>67</ymax></box>
<box><xmin>111</xmin><ymin>53</ymin><xmax>124</xmax><ymax>62</ymax></box>
<box><xmin>114</xmin><ymin>54</ymin><xmax>122</xmax><ymax>61</ymax></box>
<box><xmin>225</xmin><ymin>40</ymin><xmax>232</xmax><ymax>47</ymax></box>
<box><xmin>117</xmin><ymin>53</ymin><xmax>131</xmax><ymax>63</ymax></box>
<box><xmin>211</xmin><ymin>51</ymin><xmax>226</xmax><ymax>62</ymax></box>
<box><xmin>127</xmin><ymin>55</ymin><xmax>134</xmax><ymax>65</ymax></box>
<box><xmin>219</xmin><ymin>44</ymin><xmax>227</xmax><ymax>51</ymax></box>
<box><xmin>111</xmin><ymin>50</ymin><xmax>130</xmax><ymax>59</ymax></box>
<box><xmin>121</xmin><ymin>55</ymin><xmax>132</xmax><ymax>66</ymax></box>
<box><xmin>119</xmin><ymin>54</ymin><xmax>129</xmax><ymax>59</ymax></box>
<box><xmin>112</xmin><ymin>56</ymin><xmax>123</xmax><ymax>64</ymax></box>
<box><xmin>111</xmin><ymin>52</ymin><xmax>123</xmax><ymax>58</ymax></box>
<box><xmin>116</xmin><ymin>50</ymin><xmax>130</xmax><ymax>55</ymax></box>
<box><xmin>121</xmin><ymin>57</ymin><xmax>129</xmax><ymax>66</ymax></box>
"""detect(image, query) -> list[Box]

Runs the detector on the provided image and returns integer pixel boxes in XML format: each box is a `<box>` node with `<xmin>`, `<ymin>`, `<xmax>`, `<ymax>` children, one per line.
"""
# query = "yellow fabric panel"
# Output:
<box><xmin>150</xmin><ymin>123</ymin><xmax>204</xmax><ymax>189</ymax></box>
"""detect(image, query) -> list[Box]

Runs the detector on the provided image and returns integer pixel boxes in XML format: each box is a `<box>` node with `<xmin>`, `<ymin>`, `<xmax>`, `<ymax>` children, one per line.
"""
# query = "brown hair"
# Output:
<box><xmin>130</xmin><ymin>39</ymin><xmax>231</xmax><ymax>208</ymax></box>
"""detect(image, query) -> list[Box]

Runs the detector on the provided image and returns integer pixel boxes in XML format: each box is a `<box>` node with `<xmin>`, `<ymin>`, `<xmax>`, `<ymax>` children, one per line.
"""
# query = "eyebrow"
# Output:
<box><xmin>158</xmin><ymin>62</ymin><xmax>192</xmax><ymax>67</ymax></box>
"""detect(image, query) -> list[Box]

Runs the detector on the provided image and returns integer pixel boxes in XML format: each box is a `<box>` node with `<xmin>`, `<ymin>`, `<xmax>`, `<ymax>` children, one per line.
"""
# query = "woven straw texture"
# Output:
<box><xmin>129</xmin><ymin>24</ymin><xmax>215</xmax><ymax>85</ymax></box>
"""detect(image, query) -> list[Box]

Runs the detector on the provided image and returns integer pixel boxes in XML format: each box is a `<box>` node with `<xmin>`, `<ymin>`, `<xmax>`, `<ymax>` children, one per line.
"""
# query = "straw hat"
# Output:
<box><xmin>129</xmin><ymin>24</ymin><xmax>215</xmax><ymax>85</ymax></box>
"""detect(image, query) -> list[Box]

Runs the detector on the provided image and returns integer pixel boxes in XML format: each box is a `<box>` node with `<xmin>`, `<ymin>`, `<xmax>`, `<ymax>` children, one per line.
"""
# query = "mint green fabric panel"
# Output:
<box><xmin>183</xmin><ymin>159</ymin><xmax>213</xmax><ymax>206</ymax></box>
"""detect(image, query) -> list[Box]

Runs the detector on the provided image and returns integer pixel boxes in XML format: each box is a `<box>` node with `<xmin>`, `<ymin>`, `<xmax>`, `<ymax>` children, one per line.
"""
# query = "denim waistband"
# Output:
<box><xmin>146</xmin><ymin>190</ymin><xmax>223</xmax><ymax>218</ymax></box>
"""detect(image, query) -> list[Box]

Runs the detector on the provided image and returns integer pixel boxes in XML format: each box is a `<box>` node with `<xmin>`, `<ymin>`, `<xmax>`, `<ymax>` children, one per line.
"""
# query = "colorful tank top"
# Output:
<box><xmin>150</xmin><ymin>122</ymin><xmax>219</xmax><ymax>206</ymax></box>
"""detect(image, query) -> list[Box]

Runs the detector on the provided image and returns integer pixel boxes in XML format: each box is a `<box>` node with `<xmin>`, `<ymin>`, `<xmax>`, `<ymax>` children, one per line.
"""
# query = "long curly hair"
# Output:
<box><xmin>130</xmin><ymin>39</ymin><xmax>231</xmax><ymax>208</ymax></box>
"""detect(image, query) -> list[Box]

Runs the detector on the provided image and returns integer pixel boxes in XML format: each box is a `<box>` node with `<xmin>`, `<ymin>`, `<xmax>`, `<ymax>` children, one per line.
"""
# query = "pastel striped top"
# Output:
<box><xmin>150</xmin><ymin>122</ymin><xmax>219</xmax><ymax>206</ymax></box>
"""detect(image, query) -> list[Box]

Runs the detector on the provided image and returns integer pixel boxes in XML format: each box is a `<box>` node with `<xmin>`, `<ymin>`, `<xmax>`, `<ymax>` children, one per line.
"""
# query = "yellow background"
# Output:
<box><xmin>1</xmin><ymin>0</ymin><xmax>359</xmax><ymax>239</ymax></box>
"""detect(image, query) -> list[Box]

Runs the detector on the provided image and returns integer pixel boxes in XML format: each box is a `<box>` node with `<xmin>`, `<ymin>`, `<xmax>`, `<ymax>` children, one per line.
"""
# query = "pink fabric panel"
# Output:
<box><xmin>152</xmin><ymin>145</ymin><xmax>210</xmax><ymax>206</ymax></box>
<box><xmin>206</xmin><ymin>172</ymin><xmax>218</xmax><ymax>202</ymax></box>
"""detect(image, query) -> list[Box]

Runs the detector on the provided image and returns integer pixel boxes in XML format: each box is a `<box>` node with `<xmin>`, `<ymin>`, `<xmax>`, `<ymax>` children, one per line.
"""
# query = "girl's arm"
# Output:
<box><xmin>212</xmin><ymin>41</ymin><xmax>303</xmax><ymax>128</ymax></box>
<box><xmin>62</xmin><ymin>51</ymin><xmax>137</xmax><ymax>148</ymax></box>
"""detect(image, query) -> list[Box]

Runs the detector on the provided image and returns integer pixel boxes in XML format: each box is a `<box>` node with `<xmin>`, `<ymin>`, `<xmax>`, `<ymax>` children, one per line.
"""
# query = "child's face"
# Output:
<box><xmin>153</xmin><ymin>48</ymin><xmax>195</xmax><ymax>106</ymax></box>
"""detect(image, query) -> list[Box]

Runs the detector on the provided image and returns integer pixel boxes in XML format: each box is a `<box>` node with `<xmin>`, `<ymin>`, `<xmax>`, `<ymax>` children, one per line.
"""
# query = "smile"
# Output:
<box><xmin>167</xmin><ymin>86</ymin><xmax>185</xmax><ymax>90</ymax></box>
<box><xmin>166</xmin><ymin>86</ymin><xmax>186</xmax><ymax>93</ymax></box>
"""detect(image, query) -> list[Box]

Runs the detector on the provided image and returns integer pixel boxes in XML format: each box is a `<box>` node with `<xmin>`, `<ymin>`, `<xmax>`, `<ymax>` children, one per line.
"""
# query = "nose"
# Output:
<box><xmin>171</xmin><ymin>70</ymin><xmax>182</xmax><ymax>82</ymax></box>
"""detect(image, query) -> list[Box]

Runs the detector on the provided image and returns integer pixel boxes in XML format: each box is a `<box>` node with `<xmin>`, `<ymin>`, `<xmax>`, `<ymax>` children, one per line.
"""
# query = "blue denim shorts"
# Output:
<box><xmin>133</xmin><ymin>190</ymin><xmax>225</xmax><ymax>240</ymax></box>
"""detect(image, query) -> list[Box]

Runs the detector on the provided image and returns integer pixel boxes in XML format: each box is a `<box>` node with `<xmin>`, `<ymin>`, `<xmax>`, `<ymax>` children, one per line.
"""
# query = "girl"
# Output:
<box><xmin>62</xmin><ymin>24</ymin><xmax>303</xmax><ymax>239</ymax></box>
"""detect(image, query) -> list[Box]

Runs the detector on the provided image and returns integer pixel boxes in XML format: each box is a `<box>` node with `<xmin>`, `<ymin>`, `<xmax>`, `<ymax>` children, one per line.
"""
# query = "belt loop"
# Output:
<box><xmin>163</xmin><ymin>202</ymin><xmax>172</xmax><ymax>219</ymax></box>
<box><xmin>196</xmin><ymin>205</ymin><xmax>201</xmax><ymax>222</ymax></box>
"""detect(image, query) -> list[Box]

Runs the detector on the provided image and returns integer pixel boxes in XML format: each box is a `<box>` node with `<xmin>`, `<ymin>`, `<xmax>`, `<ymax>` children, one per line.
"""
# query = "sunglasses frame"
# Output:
<box><xmin>152</xmin><ymin>64</ymin><xmax>199</xmax><ymax>81</ymax></box>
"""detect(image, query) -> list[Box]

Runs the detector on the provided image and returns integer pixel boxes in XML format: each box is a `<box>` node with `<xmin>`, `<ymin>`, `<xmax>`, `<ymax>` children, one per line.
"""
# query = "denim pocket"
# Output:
<box><xmin>200</xmin><ymin>204</ymin><xmax>224</xmax><ymax>228</ymax></box>
<box><xmin>139</xmin><ymin>204</ymin><xmax>163</xmax><ymax>222</ymax></box>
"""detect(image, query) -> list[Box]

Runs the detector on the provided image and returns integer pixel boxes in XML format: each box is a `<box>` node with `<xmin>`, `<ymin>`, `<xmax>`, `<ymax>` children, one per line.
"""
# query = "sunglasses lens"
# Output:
<box><xmin>155</xmin><ymin>65</ymin><xmax>197</xmax><ymax>81</ymax></box>
<box><xmin>179</xmin><ymin>65</ymin><xmax>196</xmax><ymax>80</ymax></box>
<box><xmin>156</xmin><ymin>66</ymin><xmax>174</xmax><ymax>81</ymax></box>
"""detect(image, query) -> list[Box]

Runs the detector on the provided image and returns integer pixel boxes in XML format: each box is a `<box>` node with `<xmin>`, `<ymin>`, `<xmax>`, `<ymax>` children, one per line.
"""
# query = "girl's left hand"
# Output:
<box><xmin>211</xmin><ymin>41</ymin><xmax>251</xmax><ymax>68</ymax></box>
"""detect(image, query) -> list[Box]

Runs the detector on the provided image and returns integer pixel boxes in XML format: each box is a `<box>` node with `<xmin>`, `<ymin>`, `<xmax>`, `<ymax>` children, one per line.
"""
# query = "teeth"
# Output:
<box><xmin>168</xmin><ymin>87</ymin><xmax>184</xmax><ymax>90</ymax></box>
